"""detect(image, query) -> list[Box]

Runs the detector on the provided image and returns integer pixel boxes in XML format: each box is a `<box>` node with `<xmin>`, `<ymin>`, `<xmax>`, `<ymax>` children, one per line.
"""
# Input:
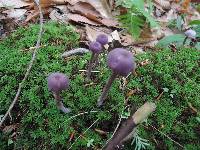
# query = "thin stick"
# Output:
<box><xmin>102</xmin><ymin>105</ymin><xmax>128</xmax><ymax>149</ymax></box>
<box><xmin>0</xmin><ymin>1</ymin><xmax>43</xmax><ymax>127</ymax></box>
<box><xmin>67</xmin><ymin>118</ymin><xmax>99</xmax><ymax>150</ymax></box>
<box><xmin>67</xmin><ymin>111</ymin><xmax>98</xmax><ymax>121</ymax></box>
<box><xmin>148</xmin><ymin>124</ymin><xmax>184</xmax><ymax>149</ymax></box>
<box><xmin>61</xmin><ymin>48</ymin><xmax>89</xmax><ymax>58</ymax></box>
<box><xmin>79</xmin><ymin>70</ymin><xmax>100</xmax><ymax>73</ymax></box>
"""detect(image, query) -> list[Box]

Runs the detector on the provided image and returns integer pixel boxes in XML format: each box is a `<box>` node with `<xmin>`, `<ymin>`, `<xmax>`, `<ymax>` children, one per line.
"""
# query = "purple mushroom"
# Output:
<box><xmin>96</xmin><ymin>34</ymin><xmax>109</xmax><ymax>46</ymax></box>
<box><xmin>47</xmin><ymin>72</ymin><xmax>71</xmax><ymax>113</ymax></box>
<box><xmin>87</xmin><ymin>41</ymin><xmax>102</xmax><ymax>80</ymax></box>
<box><xmin>97</xmin><ymin>48</ymin><xmax>135</xmax><ymax>106</ymax></box>
<box><xmin>183</xmin><ymin>29</ymin><xmax>196</xmax><ymax>45</ymax></box>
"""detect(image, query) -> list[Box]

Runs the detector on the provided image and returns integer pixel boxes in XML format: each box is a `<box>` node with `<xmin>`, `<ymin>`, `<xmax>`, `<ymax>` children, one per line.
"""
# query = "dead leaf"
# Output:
<box><xmin>49</xmin><ymin>9</ymin><xmax>69</xmax><ymax>23</ymax></box>
<box><xmin>68</xmin><ymin>2</ymin><xmax>118</xmax><ymax>27</ymax></box>
<box><xmin>140</xmin><ymin>59</ymin><xmax>150</xmax><ymax>66</ymax></box>
<box><xmin>126</xmin><ymin>89</ymin><xmax>137</xmax><ymax>97</ymax></box>
<box><xmin>94</xmin><ymin>128</ymin><xmax>108</xmax><ymax>135</ymax></box>
<box><xmin>85</xmin><ymin>25</ymin><xmax>111</xmax><ymax>42</ymax></box>
<box><xmin>3</xmin><ymin>9</ymin><xmax>27</xmax><ymax>20</ymax></box>
<box><xmin>153</xmin><ymin>0</ymin><xmax>171</xmax><ymax>10</ymax></box>
<box><xmin>68</xmin><ymin>2</ymin><xmax>101</xmax><ymax>23</ymax></box>
<box><xmin>100</xmin><ymin>18</ymin><xmax>119</xmax><ymax>27</ymax></box>
<box><xmin>121</xmin><ymin>34</ymin><xmax>135</xmax><ymax>46</ymax></box>
<box><xmin>188</xmin><ymin>102</ymin><xmax>198</xmax><ymax>113</ymax></box>
<box><xmin>67</xmin><ymin>13</ymin><xmax>100</xmax><ymax>25</ymax></box>
<box><xmin>0</xmin><ymin>0</ymin><xmax>30</xmax><ymax>8</ymax></box>
<box><xmin>3</xmin><ymin>124</ymin><xmax>19</xmax><ymax>134</ymax></box>
<box><xmin>111</xmin><ymin>30</ymin><xmax>120</xmax><ymax>42</ymax></box>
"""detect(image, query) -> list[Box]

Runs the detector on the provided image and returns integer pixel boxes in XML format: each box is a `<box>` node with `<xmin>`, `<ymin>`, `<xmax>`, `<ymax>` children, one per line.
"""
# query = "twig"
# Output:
<box><xmin>0</xmin><ymin>1</ymin><xmax>43</xmax><ymax>127</ymax></box>
<box><xmin>102</xmin><ymin>105</ymin><xmax>129</xmax><ymax>149</ymax></box>
<box><xmin>61</xmin><ymin>48</ymin><xmax>89</xmax><ymax>58</ymax></box>
<box><xmin>67</xmin><ymin>111</ymin><xmax>98</xmax><ymax>121</ymax></box>
<box><xmin>148</xmin><ymin>124</ymin><xmax>184</xmax><ymax>149</ymax></box>
<box><xmin>104</xmin><ymin>102</ymin><xmax>156</xmax><ymax>150</ymax></box>
<box><xmin>79</xmin><ymin>70</ymin><xmax>100</xmax><ymax>73</ymax></box>
<box><xmin>67</xmin><ymin>118</ymin><xmax>99</xmax><ymax>150</ymax></box>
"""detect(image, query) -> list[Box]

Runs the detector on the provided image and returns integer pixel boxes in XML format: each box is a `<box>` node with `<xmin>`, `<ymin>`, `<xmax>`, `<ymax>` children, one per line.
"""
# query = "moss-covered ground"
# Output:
<box><xmin>0</xmin><ymin>22</ymin><xmax>199</xmax><ymax>150</ymax></box>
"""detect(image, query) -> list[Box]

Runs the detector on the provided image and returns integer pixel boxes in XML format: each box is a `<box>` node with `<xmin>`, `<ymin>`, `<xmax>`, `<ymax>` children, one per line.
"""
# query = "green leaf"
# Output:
<box><xmin>8</xmin><ymin>139</ymin><xmax>13</xmax><ymax>145</ymax></box>
<box><xmin>163</xmin><ymin>88</ymin><xmax>169</xmax><ymax>93</ymax></box>
<box><xmin>132</xmin><ymin>0</ymin><xmax>145</xmax><ymax>10</ymax></box>
<box><xmin>196</xmin><ymin>117</ymin><xmax>200</xmax><ymax>123</ymax></box>
<box><xmin>157</xmin><ymin>34</ymin><xmax>185</xmax><ymax>47</ymax></box>
<box><xmin>87</xmin><ymin>139</ymin><xmax>94</xmax><ymax>147</ymax></box>
<box><xmin>189</xmin><ymin>20</ymin><xmax>200</xmax><ymax>25</ymax></box>
<box><xmin>176</xmin><ymin>16</ymin><xmax>183</xmax><ymax>31</ymax></box>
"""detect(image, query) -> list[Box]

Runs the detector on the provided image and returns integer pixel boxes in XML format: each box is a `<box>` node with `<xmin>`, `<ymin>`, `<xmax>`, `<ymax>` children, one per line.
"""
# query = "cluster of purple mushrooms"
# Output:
<box><xmin>47</xmin><ymin>34</ymin><xmax>136</xmax><ymax>113</ymax></box>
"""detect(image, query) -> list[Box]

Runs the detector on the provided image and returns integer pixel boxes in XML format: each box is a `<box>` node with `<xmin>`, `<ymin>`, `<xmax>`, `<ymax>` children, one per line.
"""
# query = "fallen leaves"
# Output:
<box><xmin>67</xmin><ymin>13</ymin><xmax>100</xmax><ymax>26</ymax></box>
<box><xmin>0</xmin><ymin>0</ymin><xmax>30</xmax><ymax>8</ymax></box>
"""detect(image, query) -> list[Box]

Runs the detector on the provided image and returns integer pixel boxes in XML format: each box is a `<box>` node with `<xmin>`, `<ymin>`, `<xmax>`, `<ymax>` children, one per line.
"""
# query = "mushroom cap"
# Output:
<box><xmin>185</xmin><ymin>29</ymin><xmax>196</xmax><ymax>39</ymax></box>
<box><xmin>47</xmin><ymin>72</ymin><xmax>69</xmax><ymax>93</ymax></box>
<box><xmin>96</xmin><ymin>34</ymin><xmax>108</xmax><ymax>45</ymax></box>
<box><xmin>107</xmin><ymin>48</ymin><xmax>135</xmax><ymax>76</ymax></box>
<box><xmin>89</xmin><ymin>41</ymin><xmax>102</xmax><ymax>53</ymax></box>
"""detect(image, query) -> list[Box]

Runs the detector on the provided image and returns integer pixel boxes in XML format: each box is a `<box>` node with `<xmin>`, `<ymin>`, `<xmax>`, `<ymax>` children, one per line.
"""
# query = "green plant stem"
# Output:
<box><xmin>183</xmin><ymin>37</ymin><xmax>188</xmax><ymax>45</ymax></box>
<box><xmin>53</xmin><ymin>93</ymin><xmax>71</xmax><ymax>113</ymax></box>
<box><xmin>97</xmin><ymin>72</ymin><xmax>117</xmax><ymax>107</ymax></box>
<box><xmin>87</xmin><ymin>52</ymin><xmax>95</xmax><ymax>80</ymax></box>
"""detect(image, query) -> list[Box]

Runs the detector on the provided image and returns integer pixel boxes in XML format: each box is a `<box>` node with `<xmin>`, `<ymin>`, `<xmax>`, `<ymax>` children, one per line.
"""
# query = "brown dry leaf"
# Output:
<box><xmin>188</xmin><ymin>102</ymin><xmax>198</xmax><ymax>113</ymax></box>
<box><xmin>121</xmin><ymin>34</ymin><xmax>135</xmax><ymax>46</ymax></box>
<box><xmin>3</xmin><ymin>9</ymin><xmax>27</xmax><ymax>20</ymax></box>
<box><xmin>94</xmin><ymin>128</ymin><xmax>108</xmax><ymax>135</ymax></box>
<box><xmin>68</xmin><ymin>1</ymin><xmax>118</xmax><ymax>27</ymax></box>
<box><xmin>0</xmin><ymin>0</ymin><xmax>31</xmax><ymax>8</ymax></box>
<box><xmin>49</xmin><ymin>9</ymin><xmax>69</xmax><ymax>23</ymax></box>
<box><xmin>3</xmin><ymin>124</ymin><xmax>19</xmax><ymax>134</ymax></box>
<box><xmin>140</xmin><ymin>59</ymin><xmax>151</xmax><ymax>66</ymax></box>
<box><xmin>68</xmin><ymin>0</ymin><xmax>112</xmax><ymax>18</ymax></box>
<box><xmin>153</xmin><ymin>0</ymin><xmax>171</xmax><ymax>10</ymax></box>
<box><xmin>126</xmin><ymin>89</ymin><xmax>137</xmax><ymax>97</ymax></box>
<box><xmin>67</xmin><ymin>13</ymin><xmax>100</xmax><ymax>26</ymax></box>
<box><xmin>68</xmin><ymin>2</ymin><xmax>101</xmax><ymax>23</ymax></box>
<box><xmin>100</xmin><ymin>18</ymin><xmax>119</xmax><ymax>27</ymax></box>
<box><xmin>131</xmin><ymin>46</ymin><xmax>145</xmax><ymax>55</ymax></box>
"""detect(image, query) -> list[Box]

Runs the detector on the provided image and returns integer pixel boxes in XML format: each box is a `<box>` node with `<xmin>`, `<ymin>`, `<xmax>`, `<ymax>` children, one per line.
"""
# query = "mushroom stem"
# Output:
<box><xmin>93</xmin><ymin>54</ymin><xmax>100</xmax><ymax>68</ymax></box>
<box><xmin>87</xmin><ymin>52</ymin><xmax>95</xmax><ymax>80</ymax></box>
<box><xmin>183</xmin><ymin>37</ymin><xmax>188</xmax><ymax>45</ymax></box>
<box><xmin>97</xmin><ymin>72</ymin><xmax>117</xmax><ymax>107</ymax></box>
<box><xmin>53</xmin><ymin>93</ymin><xmax>71</xmax><ymax>113</ymax></box>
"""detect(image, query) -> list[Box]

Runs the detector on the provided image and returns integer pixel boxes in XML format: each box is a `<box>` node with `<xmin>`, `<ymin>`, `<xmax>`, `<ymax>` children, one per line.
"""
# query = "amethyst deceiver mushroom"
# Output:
<box><xmin>87</xmin><ymin>41</ymin><xmax>102</xmax><ymax>80</ymax></box>
<box><xmin>96</xmin><ymin>34</ymin><xmax>109</xmax><ymax>46</ymax></box>
<box><xmin>183</xmin><ymin>29</ymin><xmax>196</xmax><ymax>45</ymax></box>
<box><xmin>97</xmin><ymin>48</ymin><xmax>135</xmax><ymax>106</ymax></box>
<box><xmin>47</xmin><ymin>72</ymin><xmax>71</xmax><ymax>113</ymax></box>
<box><xmin>95</xmin><ymin>34</ymin><xmax>109</xmax><ymax>66</ymax></box>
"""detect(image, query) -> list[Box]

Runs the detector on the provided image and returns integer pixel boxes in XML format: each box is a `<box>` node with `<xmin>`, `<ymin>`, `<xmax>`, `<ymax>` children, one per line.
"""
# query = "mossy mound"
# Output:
<box><xmin>0</xmin><ymin>22</ymin><xmax>199</xmax><ymax>149</ymax></box>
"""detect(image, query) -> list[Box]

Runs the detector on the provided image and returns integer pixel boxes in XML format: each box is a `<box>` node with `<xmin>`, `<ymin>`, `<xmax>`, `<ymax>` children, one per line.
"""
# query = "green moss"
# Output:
<box><xmin>0</xmin><ymin>22</ymin><xmax>200</xmax><ymax>150</ymax></box>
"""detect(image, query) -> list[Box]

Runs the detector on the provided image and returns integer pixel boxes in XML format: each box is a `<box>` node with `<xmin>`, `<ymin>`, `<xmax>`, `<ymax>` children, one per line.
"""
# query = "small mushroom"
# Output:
<box><xmin>94</xmin><ymin>34</ymin><xmax>109</xmax><ymax>66</ymax></box>
<box><xmin>97</xmin><ymin>48</ymin><xmax>136</xmax><ymax>106</ymax></box>
<box><xmin>87</xmin><ymin>41</ymin><xmax>102</xmax><ymax>80</ymax></box>
<box><xmin>96</xmin><ymin>34</ymin><xmax>109</xmax><ymax>46</ymax></box>
<box><xmin>183</xmin><ymin>29</ymin><xmax>196</xmax><ymax>45</ymax></box>
<box><xmin>47</xmin><ymin>72</ymin><xmax>71</xmax><ymax>113</ymax></box>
